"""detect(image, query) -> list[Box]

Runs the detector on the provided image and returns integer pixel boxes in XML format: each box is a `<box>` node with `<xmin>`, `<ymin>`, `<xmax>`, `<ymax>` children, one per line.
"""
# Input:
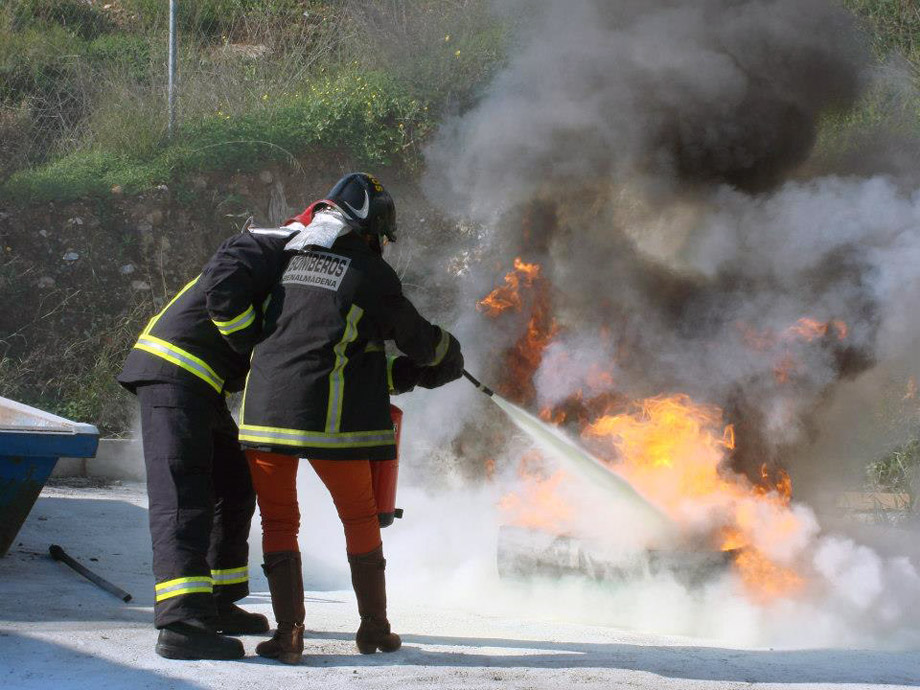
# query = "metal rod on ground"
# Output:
<box><xmin>49</xmin><ymin>544</ymin><xmax>132</xmax><ymax>603</ymax></box>
<box><xmin>462</xmin><ymin>369</ymin><xmax>494</xmax><ymax>397</ymax></box>
<box><xmin>167</xmin><ymin>0</ymin><xmax>177</xmax><ymax>138</ymax></box>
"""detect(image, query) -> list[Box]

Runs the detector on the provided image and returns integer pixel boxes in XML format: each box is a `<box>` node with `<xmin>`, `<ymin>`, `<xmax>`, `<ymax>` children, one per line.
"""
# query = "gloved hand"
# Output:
<box><xmin>417</xmin><ymin>333</ymin><xmax>463</xmax><ymax>389</ymax></box>
<box><xmin>222</xmin><ymin>326</ymin><xmax>261</xmax><ymax>357</ymax></box>
<box><xmin>389</xmin><ymin>356</ymin><xmax>421</xmax><ymax>394</ymax></box>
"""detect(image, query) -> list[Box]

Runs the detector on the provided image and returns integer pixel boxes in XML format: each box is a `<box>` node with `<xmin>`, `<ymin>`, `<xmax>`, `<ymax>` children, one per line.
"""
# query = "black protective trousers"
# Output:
<box><xmin>136</xmin><ymin>382</ymin><xmax>255</xmax><ymax>628</ymax></box>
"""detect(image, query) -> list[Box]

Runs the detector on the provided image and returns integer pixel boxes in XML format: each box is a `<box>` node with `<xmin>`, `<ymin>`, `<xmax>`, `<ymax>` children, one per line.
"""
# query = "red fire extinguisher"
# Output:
<box><xmin>371</xmin><ymin>405</ymin><xmax>403</xmax><ymax>527</ymax></box>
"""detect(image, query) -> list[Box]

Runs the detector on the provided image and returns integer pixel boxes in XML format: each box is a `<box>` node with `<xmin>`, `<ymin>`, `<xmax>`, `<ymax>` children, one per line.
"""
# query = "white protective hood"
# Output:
<box><xmin>284</xmin><ymin>207</ymin><xmax>352</xmax><ymax>251</ymax></box>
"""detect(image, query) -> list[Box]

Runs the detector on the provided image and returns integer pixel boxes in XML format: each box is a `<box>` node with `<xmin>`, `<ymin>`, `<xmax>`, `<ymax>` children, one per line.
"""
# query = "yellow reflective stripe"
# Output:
<box><xmin>325</xmin><ymin>305</ymin><xmax>364</xmax><ymax>434</ymax></box>
<box><xmin>143</xmin><ymin>277</ymin><xmax>200</xmax><ymax>336</ymax></box>
<box><xmin>212</xmin><ymin>305</ymin><xmax>255</xmax><ymax>335</ymax></box>
<box><xmin>135</xmin><ymin>275</ymin><xmax>227</xmax><ymax>393</ymax></box>
<box><xmin>240</xmin><ymin>369</ymin><xmax>251</xmax><ymax>426</ymax></box>
<box><xmin>156</xmin><ymin>586</ymin><xmax>213</xmax><ymax>602</ymax></box>
<box><xmin>239</xmin><ymin>424</ymin><xmax>395</xmax><ymax>449</ymax></box>
<box><xmin>135</xmin><ymin>335</ymin><xmax>225</xmax><ymax>393</ymax></box>
<box><xmin>155</xmin><ymin>576</ymin><xmax>215</xmax><ymax>590</ymax></box>
<box><xmin>387</xmin><ymin>356</ymin><xmax>397</xmax><ymax>394</ymax></box>
<box><xmin>211</xmin><ymin>566</ymin><xmax>249</xmax><ymax>586</ymax></box>
<box><xmin>155</xmin><ymin>575</ymin><xmax>213</xmax><ymax>602</ymax></box>
<box><xmin>364</xmin><ymin>341</ymin><xmax>385</xmax><ymax>353</ymax></box>
<box><xmin>428</xmin><ymin>327</ymin><xmax>451</xmax><ymax>366</ymax></box>
<box><xmin>261</xmin><ymin>293</ymin><xmax>273</xmax><ymax>322</ymax></box>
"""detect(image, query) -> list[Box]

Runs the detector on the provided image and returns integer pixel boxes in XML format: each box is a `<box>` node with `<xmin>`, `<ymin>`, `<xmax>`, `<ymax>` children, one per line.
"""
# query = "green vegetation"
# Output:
<box><xmin>866</xmin><ymin>439</ymin><xmax>919</xmax><ymax>511</ymax></box>
<box><xmin>3</xmin><ymin>1</ymin><xmax>917</xmax><ymax>206</ymax></box>
<box><xmin>0</xmin><ymin>0</ymin><xmax>505</xmax><ymax>204</ymax></box>
<box><xmin>3</xmin><ymin>70</ymin><xmax>436</xmax><ymax>202</ymax></box>
<box><xmin>11</xmin><ymin>0</ymin><xmax>115</xmax><ymax>40</ymax></box>
<box><xmin>844</xmin><ymin>0</ymin><xmax>920</xmax><ymax>65</ymax></box>
<box><xmin>817</xmin><ymin>1</ymin><xmax>920</xmax><ymax>157</ymax></box>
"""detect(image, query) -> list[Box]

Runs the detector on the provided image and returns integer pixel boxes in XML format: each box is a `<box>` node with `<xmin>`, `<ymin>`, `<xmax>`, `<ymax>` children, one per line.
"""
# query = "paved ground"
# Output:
<box><xmin>1</xmin><ymin>482</ymin><xmax>919</xmax><ymax>690</ymax></box>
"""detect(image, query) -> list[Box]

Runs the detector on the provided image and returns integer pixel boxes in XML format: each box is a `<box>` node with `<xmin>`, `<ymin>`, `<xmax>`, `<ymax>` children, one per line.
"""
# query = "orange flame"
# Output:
<box><xmin>767</xmin><ymin>317</ymin><xmax>849</xmax><ymax>383</ymax></box>
<box><xmin>584</xmin><ymin>395</ymin><xmax>737</xmax><ymax>504</ymax></box>
<box><xmin>784</xmin><ymin>317</ymin><xmax>848</xmax><ymax>343</ymax></box>
<box><xmin>736</xmin><ymin>322</ymin><xmax>776</xmax><ymax>351</ymax></box>
<box><xmin>479</xmin><ymin>258</ymin><xmax>559</xmax><ymax>404</ymax></box>
<box><xmin>581</xmin><ymin>394</ymin><xmax>805</xmax><ymax>601</ymax></box>
<box><xmin>477</xmin><ymin>258</ymin><xmax>542</xmax><ymax>317</ymax></box>
<box><xmin>499</xmin><ymin>451</ymin><xmax>573</xmax><ymax>532</ymax></box>
<box><xmin>482</xmin><ymin>254</ymin><xmax>810</xmax><ymax>601</ymax></box>
<box><xmin>732</xmin><ymin>549</ymin><xmax>805</xmax><ymax>603</ymax></box>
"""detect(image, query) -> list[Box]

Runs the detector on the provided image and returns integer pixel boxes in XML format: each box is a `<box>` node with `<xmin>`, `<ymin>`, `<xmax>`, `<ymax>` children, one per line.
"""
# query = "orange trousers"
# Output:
<box><xmin>245</xmin><ymin>450</ymin><xmax>382</xmax><ymax>555</ymax></box>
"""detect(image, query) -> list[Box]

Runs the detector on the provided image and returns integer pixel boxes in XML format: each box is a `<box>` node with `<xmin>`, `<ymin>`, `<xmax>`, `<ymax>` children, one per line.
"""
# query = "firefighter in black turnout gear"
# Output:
<box><xmin>118</xmin><ymin>223</ymin><xmax>312</xmax><ymax>660</ymax></box>
<box><xmin>241</xmin><ymin>173</ymin><xmax>464</xmax><ymax>664</ymax></box>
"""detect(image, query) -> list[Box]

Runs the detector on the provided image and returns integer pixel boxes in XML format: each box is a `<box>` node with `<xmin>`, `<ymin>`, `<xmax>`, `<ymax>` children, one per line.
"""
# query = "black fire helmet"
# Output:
<box><xmin>325</xmin><ymin>172</ymin><xmax>397</xmax><ymax>243</ymax></box>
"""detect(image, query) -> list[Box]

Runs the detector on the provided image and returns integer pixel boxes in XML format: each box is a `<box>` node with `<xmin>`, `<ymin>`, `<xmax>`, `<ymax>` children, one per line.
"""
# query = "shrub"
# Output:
<box><xmin>0</xmin><ymin>22</ymin><xmax>83</xmax><ymax>104</ymax></box>
<box><xmin>120</xmin><ymin>0</ymin><xmax>321</xmax><ymax>40</ymax></box>
<box><xmin>11</xmin><ymin>0</ymin><xmax>114</xmax><ymax>40</ymax></box>
<box><xmin>179</xmin><ymin>70</ymin><xmax>434</xmax><ymax>167</ymax></box>
<box><xmin>0</xmin><ymin>0</ymin><xmax>508</xmax><ymax>198</ymax></box>
<box><xmin>0</xmin><ymin>308</ymin><xmax>144</xmax><ymax>435</ymax></box>
<box><xmin>844</xmin><ymin>0</ymin><xmax>920</xmax><ymax>64</ymax></box>
<box><xmin>1</xmin><ymin>69</ymin><xmax>435</xmax><ymax>203</ymax></box>
<box><xmin>866</xmin><ymin>439</ymin><xmax>920</xmax><ymax>510</ymax></box>
<box><xmin>346</xmin><ymin>0</ymin><xmax>506</xmax><ymax>110</ymax></box>
<box><xmin>2</xmin><ymin>149</ymin><xmax>167</xmax><ymax>202</ymax></box>
<box><xmin>0</xmin><ymin>102</ymin><xmax>33</xmax><ymax>181</ymax></box>
<box><xmin>84</xmin><ymin>34</ymin><xmax>152</xmax><ymax>83</ymax></box>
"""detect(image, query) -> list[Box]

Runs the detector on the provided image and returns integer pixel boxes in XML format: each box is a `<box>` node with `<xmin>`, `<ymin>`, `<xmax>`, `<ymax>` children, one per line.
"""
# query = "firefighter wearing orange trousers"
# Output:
<box><xmin>240</xmin><ymin>173</ymin><xmax>464</xmax><ymax>664</ymax></box>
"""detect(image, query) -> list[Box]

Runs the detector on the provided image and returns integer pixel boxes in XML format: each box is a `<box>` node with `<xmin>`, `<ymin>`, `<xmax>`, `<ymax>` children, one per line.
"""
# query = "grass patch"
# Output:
<box><xmin>0</xmin><ymin>0</ymin><xmax>502</xmax><ymax>201</ymax></box>
<box><xmin>0</xmin><ymin>21</ymin><xmax>84</xmax><ymax>104</ymax></box>
<box><xmin>866</xmin><ymin>439</ymin><xmax>920</xmax><ymax>512</ymax></box>
<box><xmin>2</xmin><ymin>70</ymin><xmax>435</xmax><ymax>203</ymax></box>
<box><xmin>119</xmin><ymin>0</ymin><xmax>318</xmax><ymax>39</ymax></box>
<box><xmin>844</xmin><ymin>0</ymin><xmax>920</xmax><ymax>64</ymax></box>
<box><xmin>11</xmin><ymin>0</ymin><xmax>115</xmax><ymax>40</ymax></box>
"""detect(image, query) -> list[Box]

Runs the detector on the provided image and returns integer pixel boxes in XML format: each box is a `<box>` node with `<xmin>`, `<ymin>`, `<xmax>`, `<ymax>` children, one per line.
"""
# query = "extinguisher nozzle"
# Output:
<box><xmin>394</xmin><ymin>508</ymin><xmax>404</xmax><ymax>519</ymax></box>
<box><xmin>462</xmin><ymin>369</ymin><xmax>494</xmax><ymax>397</ymax></box>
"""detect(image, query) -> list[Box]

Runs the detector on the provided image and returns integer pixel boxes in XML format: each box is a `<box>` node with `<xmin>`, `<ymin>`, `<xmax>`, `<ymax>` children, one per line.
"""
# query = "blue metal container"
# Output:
<box><xmin>0</xmin><ymin>397</ymin><xmax>99</xmax><ymax>557</ymax></box>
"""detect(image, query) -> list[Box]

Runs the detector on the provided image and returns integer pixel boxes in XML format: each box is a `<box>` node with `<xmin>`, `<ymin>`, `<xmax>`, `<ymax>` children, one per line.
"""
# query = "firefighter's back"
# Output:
<box><xmin>241</xmin><ymin>232</ymin><xmax>400</xmax><ymax>460</ymax></box>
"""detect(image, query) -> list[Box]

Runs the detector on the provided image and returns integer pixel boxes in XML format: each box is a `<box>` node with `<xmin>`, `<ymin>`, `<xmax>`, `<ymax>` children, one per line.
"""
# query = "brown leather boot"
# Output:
<box><xmin>348</xmin><ymin>545</ymin><xmax>401</xmax><ymax>654</ymax></box>
<box><xmin>256</xmin><ymin>551</ymin><xmax>305</xmax><ymax>664</ymax></box>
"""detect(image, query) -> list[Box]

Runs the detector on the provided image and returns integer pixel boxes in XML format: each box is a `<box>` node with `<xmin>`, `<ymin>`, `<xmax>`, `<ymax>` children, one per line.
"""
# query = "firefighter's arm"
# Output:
<box><xmin>200</xmin><ymin>230</ymin><xmax>292</xmax><ymax>354</ymax></box>
<box><xmin>415</xmin><ymin>331</ymin><xmax>463</xmax><ymax>389</ymax></box>
<box><xmin>378</xmin><ymin>291</ymin><xmax>464</xmax><ymax>389</ymax></box>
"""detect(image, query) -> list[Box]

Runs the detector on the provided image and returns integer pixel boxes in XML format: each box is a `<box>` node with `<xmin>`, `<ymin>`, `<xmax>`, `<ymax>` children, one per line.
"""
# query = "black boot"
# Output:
<box><xmin>256</xmin><ymin>551</ymin><xmax>305</xmax><ymax>664</ymax></box>
<box><xmin>155</xmin><ymin>618</ymin><xmax>245</xmax><ymax>660</ymax></box>
<box><xmin>348</xmin><ymin>545</ymin><xmax>401</xmax><ymax>654</ymax></box>
<box><xmin>216</xmin><ymin>602</ymin><xmax>269</xmax><ymax>635</ymax></box>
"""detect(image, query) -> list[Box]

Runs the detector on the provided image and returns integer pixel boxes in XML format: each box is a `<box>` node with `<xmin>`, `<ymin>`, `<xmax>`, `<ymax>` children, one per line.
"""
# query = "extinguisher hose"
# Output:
<box><xmin>462</xmin><ymin>369</ymin><xmax>494</xmax><ymax>397</ymax></box>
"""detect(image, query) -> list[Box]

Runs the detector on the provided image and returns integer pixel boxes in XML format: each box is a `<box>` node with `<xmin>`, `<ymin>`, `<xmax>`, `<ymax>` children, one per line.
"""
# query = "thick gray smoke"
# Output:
<box><xmin>409</xmin><ymin>0</ymin><xmax>920</xmax><ymax>646</ymax></box>
<box><xmin>424</xmin><ymin>0</ymin><xmax>910</xmax><ymax>479</ymax></box>
<box><xmin>427</xmin><ymin>0</ymin><xmax>867</xmax><ymax>217</ymax></box>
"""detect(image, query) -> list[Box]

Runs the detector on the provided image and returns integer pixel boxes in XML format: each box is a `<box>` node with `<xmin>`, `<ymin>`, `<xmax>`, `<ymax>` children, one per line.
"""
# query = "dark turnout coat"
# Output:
<box><xmin>117</xmin><ymin>224</ymin><xmax>309</xmax><ymax>627</ymax></box>
<box><xmin>239</xmin><ymin>232</ymin><xmax>456</xmax><ymax>460</ymax></box>
<box><xmin>118</xmin><ymin>227</ymin><xmax>300</xmax><ymax>396</ymax></box>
